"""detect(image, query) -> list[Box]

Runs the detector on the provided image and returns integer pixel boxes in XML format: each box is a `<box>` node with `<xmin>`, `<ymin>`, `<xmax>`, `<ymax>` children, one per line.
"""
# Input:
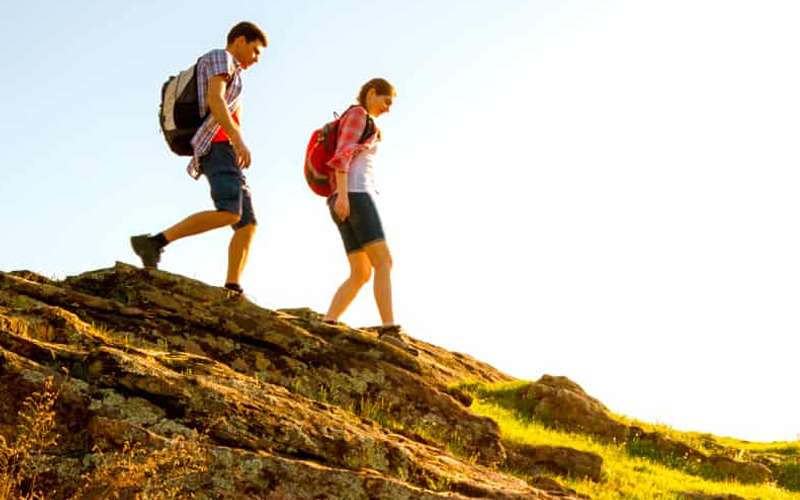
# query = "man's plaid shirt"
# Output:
<box><xmin>186</xmin><ymin>49</ymin><xmax>243</xmax><ymax>179</ymax></box>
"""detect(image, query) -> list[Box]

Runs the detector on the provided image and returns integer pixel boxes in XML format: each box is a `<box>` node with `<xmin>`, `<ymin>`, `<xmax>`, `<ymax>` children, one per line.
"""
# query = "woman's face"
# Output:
<box><xmin>366</xmin><ymin>89</ymin><xmax>394</xmax><ymax>117</ymax></box>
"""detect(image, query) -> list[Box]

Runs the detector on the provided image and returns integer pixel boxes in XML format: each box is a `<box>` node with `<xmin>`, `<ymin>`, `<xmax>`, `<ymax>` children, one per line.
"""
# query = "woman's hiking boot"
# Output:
<box><xmin>374</xmin><ymin>325</ymin><xmax>419</xmax><ymax>356</ymax></box>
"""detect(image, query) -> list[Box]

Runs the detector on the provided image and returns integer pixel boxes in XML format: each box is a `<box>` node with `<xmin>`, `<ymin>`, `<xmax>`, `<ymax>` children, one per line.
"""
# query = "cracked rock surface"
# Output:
<box><xmin>0</xmin><ymin>263</ymin><xmax>579</xmax><ymax>499</ymax></box>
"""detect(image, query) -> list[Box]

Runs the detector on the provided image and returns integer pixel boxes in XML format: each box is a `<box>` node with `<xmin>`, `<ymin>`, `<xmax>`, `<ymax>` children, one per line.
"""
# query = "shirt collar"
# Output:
<box><xmin>225</xmin><ymin>49</ymin><xmax>243</xmax><ymax>71</ymax></box>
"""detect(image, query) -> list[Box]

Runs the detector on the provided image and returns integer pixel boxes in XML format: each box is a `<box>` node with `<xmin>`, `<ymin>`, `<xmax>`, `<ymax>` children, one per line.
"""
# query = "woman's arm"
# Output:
<box><xmin>326</xmin><ymin>106</ymin><xmax>369</xmax><ymax>174</ymax></box>
<box><xmin>333</xmin><ymin>170</ymin><xmax>350</xmax><ymax>221</ymax></box>
<box><xmin>329</xmin><ymin>107</ymin><xmax>370</xmax><ymax>221</ymax></box>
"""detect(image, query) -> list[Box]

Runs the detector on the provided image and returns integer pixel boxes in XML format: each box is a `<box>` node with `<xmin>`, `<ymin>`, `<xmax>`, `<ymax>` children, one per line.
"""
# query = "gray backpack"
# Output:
<box><xmin>159</xmin><ymin>61</ymin><xmax>203</xmax><ymax>156</ymax></box>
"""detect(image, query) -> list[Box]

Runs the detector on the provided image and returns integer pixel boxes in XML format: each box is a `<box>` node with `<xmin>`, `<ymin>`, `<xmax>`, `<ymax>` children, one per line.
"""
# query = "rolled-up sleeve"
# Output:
<box><xmin>197</xmin><ymin>49</ymin><xmax>235</xmax><ymax>115</ymax></box>
<box><xmin>327</xmin><ymin>107</ymin><xmax>369</xmax><ymax>173</ymax></box>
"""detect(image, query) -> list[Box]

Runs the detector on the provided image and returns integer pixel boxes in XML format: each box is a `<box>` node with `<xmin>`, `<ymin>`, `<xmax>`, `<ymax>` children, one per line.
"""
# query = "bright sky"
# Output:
<box><xmin>2</xmin><ymin>1</ymin><xmax>798</xmax><ymax>442</ymax></box>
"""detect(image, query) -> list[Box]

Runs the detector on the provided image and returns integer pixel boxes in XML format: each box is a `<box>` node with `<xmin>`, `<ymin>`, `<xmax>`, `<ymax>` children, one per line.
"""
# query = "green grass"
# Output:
<box><xmin>716</xmin><ymin>437</ymin><xmax>800</xmax><ymax>457</ymax></box>
<box><xmin>459</xmin><ymin>381</ymin><xmax>799</xmax><ymax>499</ymax></box>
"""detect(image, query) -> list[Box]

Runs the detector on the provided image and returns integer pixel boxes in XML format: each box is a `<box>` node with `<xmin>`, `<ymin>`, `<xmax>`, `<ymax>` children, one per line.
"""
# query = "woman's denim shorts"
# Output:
<box><xmin>328</xmin><ymin>192</ymin><xmax>385</xmax><ymax>253</ymax></box>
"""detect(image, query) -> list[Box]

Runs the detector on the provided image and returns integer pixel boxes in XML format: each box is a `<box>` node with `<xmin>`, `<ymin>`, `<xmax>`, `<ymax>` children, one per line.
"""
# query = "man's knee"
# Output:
<box><xmin>219</xmin><ymin>210</ymin><xmax>241</xmax><ymax>226</ymax></box>
<box><xmin>235</xmin><ymin>222</ymin><xmax>257</xmax><ymax>235</ymax></box>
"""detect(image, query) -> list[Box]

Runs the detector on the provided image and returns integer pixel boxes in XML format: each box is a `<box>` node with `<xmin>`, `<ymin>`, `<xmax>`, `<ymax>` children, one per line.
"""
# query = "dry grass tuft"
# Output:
<box><xmin>75</xmin><ymin>433</ymin><xmax>210</xmax><ymax>499</ymax></box>
<box><xmin>0</xmin><ymin>377</ymin><xmax>60</xmax><ymax>500</ymax></box>
<box><xmin>0</xmin><ymin>376</ymin><xmax>210</xmax><ymax>499</ymax></box>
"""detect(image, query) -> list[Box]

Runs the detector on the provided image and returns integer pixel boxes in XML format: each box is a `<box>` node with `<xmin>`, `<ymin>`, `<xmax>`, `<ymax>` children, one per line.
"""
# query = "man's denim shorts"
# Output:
<box><xmin>328</xmin><ymin>192</ymin><xmax>385</xmax><ymax>254</ymax></box>
<box><xmin>200</xmin><ymin>142</ymin><xmax>256</xmax><ymax>230</ymax></box>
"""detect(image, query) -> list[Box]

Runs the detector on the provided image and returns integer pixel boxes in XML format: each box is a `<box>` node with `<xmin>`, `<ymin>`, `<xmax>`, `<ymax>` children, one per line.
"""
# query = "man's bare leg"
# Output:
<box><xmin>163</xmin><ymin>210</ymin><xmax>240</xmax><ymax>243</ymax></box>
<box><xmin>132</xmin><ymin>210</ymin><xmax>241</xmax><ymax>269</ymax></box>
<box><xmin>226</xmin><ymin>223</ymin><xmax>257</xmax><ymax>286</ymax></box>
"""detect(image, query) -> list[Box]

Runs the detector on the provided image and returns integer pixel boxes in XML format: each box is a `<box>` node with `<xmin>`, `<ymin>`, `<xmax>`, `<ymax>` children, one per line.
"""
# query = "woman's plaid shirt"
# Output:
<box><xmin>327</xmin><ymin>106</ymin><xmax>380</xmax><ymax>173</ymax></box>
<box><xmin>186</xmin><ymin>49</ymin><xmax>243</xmax><ymax>179</ymax></box>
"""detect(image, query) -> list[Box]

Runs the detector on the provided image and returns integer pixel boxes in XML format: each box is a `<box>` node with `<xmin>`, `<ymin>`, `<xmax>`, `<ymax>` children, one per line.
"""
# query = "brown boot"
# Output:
<box><xmin>375</xmin><ymin>325</ymin><xmax>419</xmax><ymax>356</ymax></box>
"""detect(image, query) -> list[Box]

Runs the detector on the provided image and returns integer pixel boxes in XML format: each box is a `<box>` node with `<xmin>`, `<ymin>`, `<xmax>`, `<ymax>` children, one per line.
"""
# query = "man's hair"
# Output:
<box><xmin>357</xmin><ymin>78</ymin><xmax>396</xmax><ymax>107</ymax></box>
<box><xmin>227</xmin><ymin>21</ymin><xmax>268</xmax><ymax>46</ymax></box>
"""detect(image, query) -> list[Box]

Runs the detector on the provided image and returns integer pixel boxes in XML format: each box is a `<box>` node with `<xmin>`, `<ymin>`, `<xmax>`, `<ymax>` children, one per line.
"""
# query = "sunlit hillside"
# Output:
<box><xmin>1</xmin><ymin>263</ymin><xmax>797</xmax><ymax>499</ymax></box>
<box><xmin>458</xmin><ymin>380</ymin><xmax>800</xmax><ymax>499</ymax></box>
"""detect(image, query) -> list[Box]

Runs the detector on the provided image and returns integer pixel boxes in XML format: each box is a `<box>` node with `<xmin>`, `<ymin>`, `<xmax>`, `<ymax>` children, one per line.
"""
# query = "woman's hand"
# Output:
<box><xmin>334</xmin><ymin>193</ymin><xmax>350</xmax><ymax>222</ymax></box>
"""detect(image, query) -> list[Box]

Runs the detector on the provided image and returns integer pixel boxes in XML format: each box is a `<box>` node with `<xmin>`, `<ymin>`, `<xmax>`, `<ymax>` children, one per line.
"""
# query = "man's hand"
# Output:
<box><xmin>334</xmin><ymin>193</ymin><xmax>350</xmax><ymax>222</ymax></box>
<box><xmin>230</xmin><ymin>134</ymin><xmax>252</xmax><ymax>168</ymax></box>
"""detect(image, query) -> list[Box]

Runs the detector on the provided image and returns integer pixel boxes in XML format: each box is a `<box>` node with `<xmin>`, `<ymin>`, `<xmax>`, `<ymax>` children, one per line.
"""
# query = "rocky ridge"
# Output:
<box><xmin>3</xmin><ymin>263</ymin><xmax>791</xmax><ymax>499</ymax></box>
<box><xmin>1</xmin><ymin>263</ymin><xmax>589</xmax><ymax>499</ymax></box>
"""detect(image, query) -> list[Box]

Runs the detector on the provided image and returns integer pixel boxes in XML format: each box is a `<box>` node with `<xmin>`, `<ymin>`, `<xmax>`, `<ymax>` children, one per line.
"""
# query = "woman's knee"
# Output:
<box><xmin>347</xmin><ymin>253</ymin><xmax>372</xmax><ymax>285</ymax></box>
<box><xmin>364</xmin><ymin>241</ymin><xmax>392</xmax><ymax>270</ymax></box>
<box><xmin>373</xmin><ymin>255</ymin><xmax>392</xmax><ymax>272</ymax></box>
<box><xmin>370</xmin><ymin>252</ymin><xmax>392</xmax><ymax>272</ymax></box>
<box><xmin>351</xmin><ymin>264</ymin><xmax>372</xmax><ymax>285</ymax></box>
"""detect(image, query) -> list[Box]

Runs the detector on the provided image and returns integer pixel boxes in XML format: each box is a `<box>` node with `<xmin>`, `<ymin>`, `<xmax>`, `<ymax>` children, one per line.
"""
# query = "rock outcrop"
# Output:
<box><xmin>504</xmin><ymin>442</ymin><xmax>603</xmax><ymax>482</ymax></box>
<box><xmin>0</xmin><ymin>263</ymin><xmax>576</xmax><ymax>499</ymax></box>
<box><xmin>519</xmin><ymin>376</ymin><xmax>628</xmax><ymax>441</ymax></box>
<box><xmin>497</xmin><ymin>375</ymin><xmax>775</xmax><ymax>485</ymax></box>
<box><xmin>680</xmin><ymin>494</ymin><xmax>747</xmax><ymax>500</ymax></box>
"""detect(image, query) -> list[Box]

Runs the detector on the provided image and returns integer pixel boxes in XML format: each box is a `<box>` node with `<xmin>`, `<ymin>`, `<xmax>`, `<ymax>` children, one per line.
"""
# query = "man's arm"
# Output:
<box><xmin>207</xmin><ymin>75</ymin><xmax>251</xmax><ymax>168</ymax></box>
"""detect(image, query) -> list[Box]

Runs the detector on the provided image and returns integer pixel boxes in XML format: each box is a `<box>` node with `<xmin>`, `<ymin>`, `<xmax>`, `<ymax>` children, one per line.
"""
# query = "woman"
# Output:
<box><xmin>321</xmin><ymin>78</ymin><xmax>417</xmax><ymax>356</ymax></box>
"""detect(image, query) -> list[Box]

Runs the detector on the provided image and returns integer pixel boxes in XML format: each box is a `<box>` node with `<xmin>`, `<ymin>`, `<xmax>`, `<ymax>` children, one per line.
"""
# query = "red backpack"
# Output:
<box><xmin>304</xmin><ymin>106</ymin><xmax>375</xmax><ymax>197</ymax></box>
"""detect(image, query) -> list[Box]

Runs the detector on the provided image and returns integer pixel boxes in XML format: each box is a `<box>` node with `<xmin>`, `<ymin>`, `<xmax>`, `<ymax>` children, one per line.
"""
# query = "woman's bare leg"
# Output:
<box><xmin>324</xmin><ymin>251</ymin><xmax>372</xmax><ymax>322</ymax></box>
<box><xmin>363</xmin><ymin>240</ymin><xmax>393</xmax><ymax>326</ymax></box>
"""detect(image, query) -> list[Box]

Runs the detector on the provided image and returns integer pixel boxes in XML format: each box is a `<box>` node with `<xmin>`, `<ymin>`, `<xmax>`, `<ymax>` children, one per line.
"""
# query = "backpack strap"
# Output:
<box><xmin>359</xmin><ymin>114</ymin><xmax>375</xmax><ymax>144</ymax></box>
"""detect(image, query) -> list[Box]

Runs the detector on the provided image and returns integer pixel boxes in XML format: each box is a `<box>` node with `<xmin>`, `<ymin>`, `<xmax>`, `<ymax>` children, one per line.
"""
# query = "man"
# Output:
<box><xmin>131</xmin><ymin>21</ymin><xmax>267</xmax><ymax>296</ymax></box>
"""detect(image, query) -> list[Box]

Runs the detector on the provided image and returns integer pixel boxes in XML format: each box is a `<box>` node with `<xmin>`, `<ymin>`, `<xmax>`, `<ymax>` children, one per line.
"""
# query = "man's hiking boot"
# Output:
<box><xmin>322</xmin><ymin>319</ymin><xmax>346</xmax><ymax>327</ymax></box>
<box><xmin>130</xmin><ymin>234</ymin><xmax>163</xmax><ymax>269</ymax></box>
<box><xmin>375</xmin><ymin>325</ymin><xmax>419</xmax><ymax>356</ymax></box>
<box><xmin>224</xmin><ymin>283</ymin><xmax>243</xmax><ymax>298</ymax></box>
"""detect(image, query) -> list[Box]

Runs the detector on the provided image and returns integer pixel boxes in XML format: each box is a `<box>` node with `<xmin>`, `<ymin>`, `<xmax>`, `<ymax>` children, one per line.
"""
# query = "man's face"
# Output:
<box><xmin>233</xmin><ymin>37</ymin><xmax>266</xmax><ymax>69</ymax></box>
